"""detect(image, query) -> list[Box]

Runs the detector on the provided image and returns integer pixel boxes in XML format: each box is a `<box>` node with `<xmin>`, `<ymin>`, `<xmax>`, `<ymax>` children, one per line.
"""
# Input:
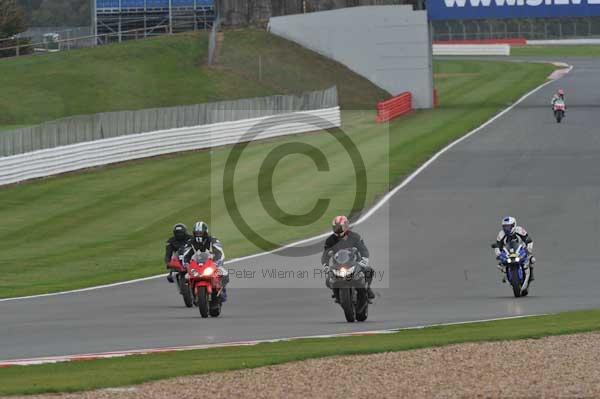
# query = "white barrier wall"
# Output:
<box><xmin>268</xmin><ymin>6</ymin><xmax>434</xmax><ymax>109</ymax></box>
<box><xmin>432</xmin><ymin>44</ymin><xmax>510</xmax><ymax>56</ymax></box>
<box><xmin>0</xmin><ymin>107</ymin><xmax>341</xmax><ymax>186</ymax></box>
<box><xmin>527</xmin><ymin>39</ymin><xmax>600</xmax><ymax>45</ymax></box>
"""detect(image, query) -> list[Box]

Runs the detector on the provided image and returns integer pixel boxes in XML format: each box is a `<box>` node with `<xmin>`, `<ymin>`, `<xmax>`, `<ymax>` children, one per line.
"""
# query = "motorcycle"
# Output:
<box><xmin>187</xmin><ymin>252</ymin><xmax>224</xmax><ymax>318</ymax></box>
<box><xmin>491</xmin><ymin>239</ymin><xmax>532</xmax><ymax>298</ymax></box>
<box><xmin>553</xmin><ymin>100</ymin><xmax>566</xmax><ymax>123</ymax></box>
<box><xmin>326</xmin><ymin>248</ymin><xmax>369</xmax><ymax>323</ymax></box>
<box><xmin>167</xmin><ymin>244</ymin><xmax>194</xmax><ymax>308</ymax></box>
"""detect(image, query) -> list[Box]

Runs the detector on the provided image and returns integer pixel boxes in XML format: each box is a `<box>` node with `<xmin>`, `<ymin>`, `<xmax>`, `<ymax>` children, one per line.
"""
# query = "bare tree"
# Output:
<box><xmin>0</xmin><ymin>0</ymin><xmax>27</xmax><ymax>38</ymax></box>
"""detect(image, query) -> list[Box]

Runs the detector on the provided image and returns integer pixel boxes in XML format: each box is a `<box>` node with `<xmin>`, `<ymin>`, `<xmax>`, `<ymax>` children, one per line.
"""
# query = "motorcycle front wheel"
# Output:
<box><xmin>198</xmin><ymin>286</ymin><xmax>209</xmax><ymax>318</ymax></box>
<box><xmin>355</xmin><ymin>289</ymin><xmax>369</xmax><ymax>322</ymax></box>
<box><xmin>178</xmin><ymin>275</ymin><xmax>194</xmax><ymax>308</ymax></box>
<box><xmin>339</xmin><ymin>288</ymin><xmax>355</xmax><ymax>323</ymax></box>
<box><xmin>556</xmin><ymin>111</ymin><xmax>563</xmax><ymax>123</ymax></box>
<box><xmin>510</xmin><ymin>268</ymin><xmax>522</xmax><ymax>298</ymax></box>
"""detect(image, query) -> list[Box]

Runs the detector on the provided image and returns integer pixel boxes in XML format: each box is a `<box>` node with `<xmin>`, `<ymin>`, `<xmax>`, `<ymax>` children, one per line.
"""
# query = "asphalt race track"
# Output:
<box><xmin>2</xmin><ymin>58</ymin><xmax>600</xmax><ymax>361</ymax></box>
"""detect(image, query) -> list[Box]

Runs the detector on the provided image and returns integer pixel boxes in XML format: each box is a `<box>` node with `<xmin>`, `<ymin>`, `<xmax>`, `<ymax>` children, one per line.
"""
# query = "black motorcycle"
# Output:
<box><xmin>326</xmin><ymin>248</ymin><xmax>370</xmax><ymax>323</ymax></box>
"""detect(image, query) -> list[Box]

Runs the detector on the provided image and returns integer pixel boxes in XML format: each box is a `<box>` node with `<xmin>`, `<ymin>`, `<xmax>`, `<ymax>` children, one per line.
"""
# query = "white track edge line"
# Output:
<box><xmin>0</xmin><ymin>313</ymin><xmax>549</xmax><ymax>366</ymax></box>
<box><xmin>0</xmin><ymin>64</ymin><xmax>572</xmax><ymax>304</ymax></box>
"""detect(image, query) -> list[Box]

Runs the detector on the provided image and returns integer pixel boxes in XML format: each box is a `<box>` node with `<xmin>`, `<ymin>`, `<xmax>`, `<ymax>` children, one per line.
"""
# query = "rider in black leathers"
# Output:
<box><xmin>164</xmin><ymin>223</ymin><xmax>192</xmax><ymax>283</ymax></box>
<box><xmin>321</xmin><ymin>215</ymin><xmax>375</xmax><ymax>301</ymax></box>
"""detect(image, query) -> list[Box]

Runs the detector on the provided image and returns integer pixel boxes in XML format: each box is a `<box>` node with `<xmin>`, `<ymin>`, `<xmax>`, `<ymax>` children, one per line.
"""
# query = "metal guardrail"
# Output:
<box><xmin>432</xmin><ymin>43</ymin><xmax>510</xmax><ymax>56</ymax></box>
<box><xmin>0</xmin><ymin>87</ymin><xmax>339</xmax><ymax>157</ymax></box>
<box><xmin>0</xmin><ymin>107</ymin><xmax>342</xmax><ymax>186</ymax></box>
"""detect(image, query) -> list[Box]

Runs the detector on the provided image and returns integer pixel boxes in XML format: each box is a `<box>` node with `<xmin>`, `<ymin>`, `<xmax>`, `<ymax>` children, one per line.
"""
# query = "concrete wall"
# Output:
<box><xmin>268</xmin><ymin>5</ymin><xmax>433</xmax><ymax>108</ymax></box>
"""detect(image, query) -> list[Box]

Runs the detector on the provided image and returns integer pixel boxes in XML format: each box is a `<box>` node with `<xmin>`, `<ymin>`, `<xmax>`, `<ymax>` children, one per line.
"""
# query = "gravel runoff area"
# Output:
<box><xmin>11</xmin><ymin>332</ymin><xmax>600</xmax><ymax>399</ymax></box>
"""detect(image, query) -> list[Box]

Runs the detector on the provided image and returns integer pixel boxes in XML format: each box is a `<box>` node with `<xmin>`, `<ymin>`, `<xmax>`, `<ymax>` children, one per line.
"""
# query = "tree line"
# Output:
<box><xmin>18</xmin><ymin>0</ymin><xmax>90</xmax><ymax>27</ymax></box>
<box><xmin>217</xmin><ymin>0</ymin><xmax>420</xmax><ymax>26</ymax></box>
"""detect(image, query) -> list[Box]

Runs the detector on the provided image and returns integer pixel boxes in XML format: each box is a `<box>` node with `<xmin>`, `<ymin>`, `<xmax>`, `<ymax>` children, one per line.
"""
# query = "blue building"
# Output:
<box><xmin>94</xmin><ymin>0</ymin><xmax>215</xmax><ymax>42</ymax></box>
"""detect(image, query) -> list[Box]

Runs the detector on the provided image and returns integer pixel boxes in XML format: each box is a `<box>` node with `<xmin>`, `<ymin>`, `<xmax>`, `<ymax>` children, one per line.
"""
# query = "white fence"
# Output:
<box><xmin>0</xmin><ymin>107</ymin><xmax>341</xmax><ymax>186</ymax></box>
<box><xmin>432</xmin><ymin>44</ymin><xmax>511</xmax><ymax>56</ymax></box>
<box><xmin>527</xmin><ymin>38</ymin><xmax>600</xmax><ymax>45</ymax></box>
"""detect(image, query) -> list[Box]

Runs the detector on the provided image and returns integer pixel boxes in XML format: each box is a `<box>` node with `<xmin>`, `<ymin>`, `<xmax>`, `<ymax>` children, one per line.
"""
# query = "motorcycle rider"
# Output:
<box><xmin>321</xmin><ymin>215</ymin><xmax>375</xmax><ymax>301</ymax></box>
<box><xmin>551</xmin><ymin>88</ymin><xmax>566</xmax><ymax>110</ymax></box>
<box><xmin>164</xmin><ymin>223</ymin><xmax>192</xmax><ymax>283</ymax></box>
<box><xmin>185</xmin><ymin>221</ymin><xmax>229</xmax><ymax>301</ymax></box>
<box><xmin>494</xmin><ymin>216</ymin><xmax>535</xmax><ymax>282</ymax></box>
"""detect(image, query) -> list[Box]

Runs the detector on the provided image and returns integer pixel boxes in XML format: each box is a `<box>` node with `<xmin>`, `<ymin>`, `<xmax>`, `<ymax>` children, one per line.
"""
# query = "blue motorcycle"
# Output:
<box><xmin>492</xmin><ymin>239</ymin><xmax>532</xmax><ymax>298</ymax></box>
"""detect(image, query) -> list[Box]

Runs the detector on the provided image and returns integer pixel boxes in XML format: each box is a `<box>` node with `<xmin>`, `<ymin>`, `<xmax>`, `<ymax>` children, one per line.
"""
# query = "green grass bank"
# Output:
<box><xmin>1</xmin><ymin>309</ymin><xmax>599</xmax><ymax>396</ymax></box>
<box><xmin>0</xmin><ymin>54</ymin><xmax>554</xmax><ymax>298</ymax></box>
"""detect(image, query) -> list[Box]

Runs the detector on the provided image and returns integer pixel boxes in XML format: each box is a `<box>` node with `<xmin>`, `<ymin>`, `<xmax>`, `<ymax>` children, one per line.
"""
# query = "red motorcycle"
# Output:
<box><xmin>167</xmin><ymin>245</ymin><xmax>194</xmax><ymax>308</ymax></box>
<box><xmin>187</xmin><ymin>252</ymin><xmax>224</xmax><ymax>318</ymax></box>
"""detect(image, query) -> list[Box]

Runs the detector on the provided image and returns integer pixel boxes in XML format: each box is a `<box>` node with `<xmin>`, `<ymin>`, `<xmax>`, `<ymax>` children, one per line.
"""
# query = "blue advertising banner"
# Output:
<box><xmin>427</xmin><ymin>0</ymin><xmax>600</xmax><ymax>20</ymax></box>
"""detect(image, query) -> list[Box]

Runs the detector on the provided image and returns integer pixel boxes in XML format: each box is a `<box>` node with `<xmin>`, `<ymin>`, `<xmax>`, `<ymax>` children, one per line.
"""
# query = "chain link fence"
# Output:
<box><xmin>432</xmin><ymin>17</ymin><xmax>600</xmax><ymax>41</ymax></box>
<box><xmin>0</xmin><ymin>87</ymin><xmax>338</xmax><ymax>157</ymax></box>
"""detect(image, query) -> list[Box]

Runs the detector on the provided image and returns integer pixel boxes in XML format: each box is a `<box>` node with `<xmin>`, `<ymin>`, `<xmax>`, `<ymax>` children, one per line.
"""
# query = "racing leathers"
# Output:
<box><xmin>185</xmin><ymin>235</ymin><xmax>229</xmax><ymax>300</ymax></box>
<box><xmin>164</xmin><ymin>233</ymin><xmax>192</xmax><ymax>282</ymax></box>
<box><xmin>494</xmin><ymin>227</ymin><xmax>535</xmax><ymax>281</ymax></box>
<box><xmin>551</xmin><ymin>94</ymin><xmax>565</xmax><ymax>111</ymax></box>
<box><xmin>321</xmin><ymin>231</ymin><xmax>375</xmax><ymax>300</ymax></box>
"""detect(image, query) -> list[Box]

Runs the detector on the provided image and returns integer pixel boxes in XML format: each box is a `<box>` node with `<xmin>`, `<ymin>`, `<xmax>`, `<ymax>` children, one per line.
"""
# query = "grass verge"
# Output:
<box><xmin>512</xmin><ymin>44</ymin><xmax>600</xmax><ymax>57</ymax></box>
<box><xmin>0</xmin><ymin>29</ymin><xmax>387</xmax><ymax>129</ymax></box>
<box><xmin>1</xmin><ymin>309</ymin><xmax>600</xmax><ymax>396</ymax></box>
<box><xmin>0</xmin><ymin>59</ymin><xmax>554</xmax><ymax>298</ymax></box>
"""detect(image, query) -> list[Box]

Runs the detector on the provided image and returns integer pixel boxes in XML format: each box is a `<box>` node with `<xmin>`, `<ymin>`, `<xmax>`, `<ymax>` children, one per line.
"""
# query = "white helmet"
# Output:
<box><xmin>502</xmin><ymin>216</ymin><xmax>516</xmax><ymax>236</ymax></box>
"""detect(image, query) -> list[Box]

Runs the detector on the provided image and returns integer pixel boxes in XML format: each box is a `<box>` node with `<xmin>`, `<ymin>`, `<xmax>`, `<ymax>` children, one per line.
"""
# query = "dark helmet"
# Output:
<box><xmin>173</xmin><ymin>223</ymin><xmax>188</xmax><ymax>241</ymax></box>
<box><xmin>332</xmin><ymin>215</ymin><xmax>350</xmax><ymax>237</ymax></box>
<box><xmin>193</xmin><ymin>221</ymin><xmax>209</xmax><ymax>241</ymax></box>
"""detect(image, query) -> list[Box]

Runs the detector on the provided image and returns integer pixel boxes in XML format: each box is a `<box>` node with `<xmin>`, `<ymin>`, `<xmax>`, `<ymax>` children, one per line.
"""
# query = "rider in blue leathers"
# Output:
<box><xmin>494</xmin><ymin>216</ymin><xmax>535</xmax><ymax>282</ymax></box>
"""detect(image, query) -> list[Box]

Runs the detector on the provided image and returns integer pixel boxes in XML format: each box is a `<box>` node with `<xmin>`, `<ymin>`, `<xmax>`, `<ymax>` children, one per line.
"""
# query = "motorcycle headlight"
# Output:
<box><xmin>336</xmin><ymin>266</ymin><xmax>355</xmax><ymax>278</ymax></box>
<box><xmin>515</xmin><ymin>257</ymin><xmax>520</xmax><ymax>263</ymax></box>
<box><xmin>202</xmin><ymin>267</ymin><xmax>215</xmax><ymax>276</ymax></box>
<box><xmin>191</xmin><ymin>269</ymin><xmax>200</xmax><ymax>277</ymax></box>
<box><xmin>506</xmin><ymin>258</ymin><xmax>512</xmax><ymax>264</ymax></box>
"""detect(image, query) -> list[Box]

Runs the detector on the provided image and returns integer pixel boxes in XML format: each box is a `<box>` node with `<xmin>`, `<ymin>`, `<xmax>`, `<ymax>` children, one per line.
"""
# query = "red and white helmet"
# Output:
<box><xmin>332</xmin><ymin>215</ymin><xmax>350</xmax><ymax>237</ymax></box>
<box><xmin>558</xmin><ymin>89</ymin><xmax>565</xmax><ymax>96</ymax></box>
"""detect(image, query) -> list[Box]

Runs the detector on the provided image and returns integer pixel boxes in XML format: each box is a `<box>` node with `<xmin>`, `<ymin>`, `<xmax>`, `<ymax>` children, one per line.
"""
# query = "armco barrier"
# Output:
<box><xmin>0</xmin><ymin>87</ymin><xmax>338</xmax><ymax>157</ymax></box>
<box><xmin>432</xmin><ymin>44</ymin><xmax>510</xmax><ymax>56</ymax></box>
<box><xmin>0</xmin><ymin>107</ymin><xmax>341</xmax><ymax>186</ymax></box>
<box><xmin>527</xmin><ymin>38</ymin><xmax>600</xmax><ymax>45</ymax></box>
<box><xmin>375</xmin><ymin>92</ymin><xmax>412</xmax><ymax>123</ymax></box>
<box><xmin>434</xmin><ymin>39</ymin><xmax>526</xmax><ymax>46</ymax></box>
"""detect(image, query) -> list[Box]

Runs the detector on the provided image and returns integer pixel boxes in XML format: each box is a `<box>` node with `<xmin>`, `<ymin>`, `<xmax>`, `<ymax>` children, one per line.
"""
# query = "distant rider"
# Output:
<box><xmin>551</xmin><ymin>89</ymin><xmax>566</xmax><ymax>110</ymax></box>
<box><xmin>164</xmin><ymin>223</ymin><xmax>192</xmax><ymax>283</ymax></box>
<box><xmin>321</xmin><ymin>215</ymin><xmax>375</xmax><ymax>301</ymax></box>
<box><xmin>185</xmin><ymin>221</ymin><xmax>229</xmax><ymax>301</ymax></box>
<box><xmin>494</xmin><ymin>216</ymin><xmax>535</xmax><ymax>282</ymax></box>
